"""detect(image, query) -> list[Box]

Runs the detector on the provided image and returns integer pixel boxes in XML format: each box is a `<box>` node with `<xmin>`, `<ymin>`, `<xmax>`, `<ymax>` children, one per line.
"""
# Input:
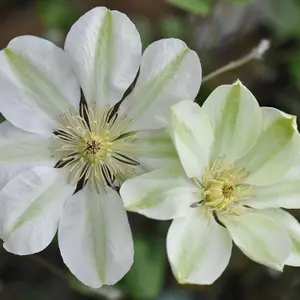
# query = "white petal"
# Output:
<box><xmin>202</xmin><ymin>81</ymin><xmax>261</xmax><ymax>162</ymax></box>
<box><xmin>221</xmin><ymin>212</ymin><xmax>292</xmax><ymax>271</ymax></box>
<box><xmin>241</xmin><ymin>145</ymin><xmax>300</xmax><ymax>209</ymax></box>
<box><xmin>0</xmin><ymin>36</ymin><xmax>80</xmax><ymax>136</ymax></box>
<box><xmin>0</xmin><ymin>121</ymin><xmax>55</xmax><ymax>190</ymax></box>
<box><xmin>121</xmin><ymin>38</ymin><xmax>201</xmax><ymax>131</ymax></box>
<box><xmin>134</xmin><ymin>128</ymin><xmax>178</xmax><ymax>171</ymax></box>
<box><xmin>58</xmin><ymin>186</ymin><xmax>133</xmax><ymax>288</ymax></box>
<box><xmin>0</xmin><ymin>167</ymin><xmax>74</xmax><ymax>255</ymax></box>
<box><xmin>121</xmin><ymin>164</ymin><xmax>198</xmax><ymax>220</ymax></box>
<box><xmin>65</xmin><ymin>7</ymin><xmax>141</xmax><ymax>107</ymax></box>
<box><xmin>259</xmin><ymin>209</ymin><xmax>300</xmax><ymax>266</ymax></box>
<box><xmin>169</xmin><ymin>101</ymin><xmax>213</xmax><ymax>178</ymax></box>
<box><xmin>236</xmin><ymin>107</ymin><xmax>300</xmax><ymax>186</ymax></box>
<box><xmin>167</xmin><ymin>208</ymin><xmax>232</xmax><ymax>284</ymax></box>
<box><xmin>242</xmin><ymin>180</ymin><xmax>300</xmax><ymax>209</ymax></box>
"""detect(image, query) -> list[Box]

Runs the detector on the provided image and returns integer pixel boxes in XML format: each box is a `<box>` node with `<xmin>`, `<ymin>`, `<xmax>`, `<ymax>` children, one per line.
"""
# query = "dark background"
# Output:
<box><xmin>1</xmin><ymin>0</ymin><xmax>300</xmax><ymax>299</ymax></box>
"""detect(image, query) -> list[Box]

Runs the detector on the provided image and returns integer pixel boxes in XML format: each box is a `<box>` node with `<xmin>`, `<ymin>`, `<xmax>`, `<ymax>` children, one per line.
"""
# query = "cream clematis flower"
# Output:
<box><xmin>121</xmin><ymin>81</ymin><xmax>300</xmax><ymax>285</ymax></box>
<box><xmin>0</xmin><ymin>7</ymin><xmax>201</xmax><ymax>287</ymax></box>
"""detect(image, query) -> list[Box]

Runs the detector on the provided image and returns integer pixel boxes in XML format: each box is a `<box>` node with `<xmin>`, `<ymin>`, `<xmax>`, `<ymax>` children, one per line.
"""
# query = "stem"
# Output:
<box><xmin>202</xmin><ymin>39</ymin><xmax>270</xmax><ymax>83</ymax></box>
<box><xmin>29</xmin><ymin>255</ymin><xmax>67</xmax><ymax>280</ymax></box>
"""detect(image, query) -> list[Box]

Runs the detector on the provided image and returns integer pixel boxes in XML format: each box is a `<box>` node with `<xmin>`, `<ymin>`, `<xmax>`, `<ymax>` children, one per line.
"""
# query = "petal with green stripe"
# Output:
<box><xmin>0</xmin><ymin>36</ymin><xmax>80</xmax><ymax>136</ymax></box>
<box><xmin>0</xmin><ymin>167</ymin><xmax>74</xmax><ymax>255</ymax></box>
<box><xmin>65</xmin><ymin>7</ymin><xmax>142</xmax><ymax>107</ymax></box>
<box><xmin>202</xmin><ymin>81</ymin><xmax>262</xmax><ymax>162</ymax></box>
<box><xmin>236</xmin><ymin>107</ymin><xmax>300</xmax><ymax>186</ymax></box>
<box><xmin>58</xmin><ymin>185</ymin><xmax>133</xmax><ymax>288</ymax></box>
<box><xmin>121</xmin><ymin>38</ymin><xmax>202</xmax><ymax>131</ymax></box>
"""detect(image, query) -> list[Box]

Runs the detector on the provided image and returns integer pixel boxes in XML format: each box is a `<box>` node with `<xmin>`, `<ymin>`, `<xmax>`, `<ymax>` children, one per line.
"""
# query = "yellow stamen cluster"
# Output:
<box><xmin>53</xmin><ymin>104</ymin><xmax>139</xmax><ymax>192</ymax></box>
<box><xmin>194</xmin><ymin>158</ymin><xmax>252</xmax><ymax>215</ymax></box>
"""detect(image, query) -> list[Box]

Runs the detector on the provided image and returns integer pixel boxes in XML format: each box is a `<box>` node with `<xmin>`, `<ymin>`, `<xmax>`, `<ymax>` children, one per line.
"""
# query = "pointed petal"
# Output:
<box><xmin>236</xmin><ymin>107</ymin><xmax>300</xmax><ymax>186</ymax></box>
<box><xmin>202</xmin><ymin>81</ymin><xmax>261</xmax><ymax>162</ymax></box>
<box><xmin>121</xmin><ymin>38</ymin><xmax>201</xmax><ymax>131</ymax></box>
<box><xmin>134</xmin><ymin>128</ymin><xmax>178</xmax><ymax>171</ymax></box>
<box><xmin>169</xmin><ymin>101</ymin><xmax>213</xmax><ymax>178</ymax></box>
<box><xmin>221</xmin><ymin>212</ymin><xmax>292</xmax><ymax>271</ymax></box>
<box><xmin>121</xmin><ymin>164</ymin><xmax>198</xmax><ymax>220</ymax></box>
<box><xmin>0</xmin><ymin>167</ymin><xmax>73</xmax><ymax>255</ymax></box>
<box><xmin>0</xmin><ymin>36</ymin><xmax>80</xmax><ymax>136</ymax></box>
<box><xmin>259</xmin><ymin>209</ymin><xmax>300</xmax><ymax>266</ymax></box>
<box><xmin>167</xmin><ymin>208</ymin><xmax>232</xmax><ymax>284</ymax></box>
<box><xmin>0</xmin><ymin>121</ymin><xmax>55</xmax><ymax>190</ymax></box>
<box><xmin>65</xmin><ymin>7</ymin><xmax>141</xmax><ymax>107</ymax></box>
<box><xmin>58</xmin><ymin>186</ymin><xmax>133</xmax><ymax>288</ymax></box>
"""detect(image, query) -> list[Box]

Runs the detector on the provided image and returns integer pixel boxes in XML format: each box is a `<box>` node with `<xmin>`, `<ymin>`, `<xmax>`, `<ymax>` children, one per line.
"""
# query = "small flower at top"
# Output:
<box><xmin>121</xmin><ymin>80</ymin><xmax>300</xmax><ymax>284</ymax></box>
<box><xmin>0</xmin><ymin>7</ymin><xmax>202</xmax><ymax>287</ymax></box>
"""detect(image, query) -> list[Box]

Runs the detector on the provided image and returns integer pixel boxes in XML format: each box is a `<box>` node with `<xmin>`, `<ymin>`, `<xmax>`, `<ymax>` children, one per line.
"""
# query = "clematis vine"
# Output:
<box><xmin>121</xmin><ymin>81</ymin><xmax>300</xmax><ymax>284</ymax></box>
<box><xmin>0</xmin><ymin>7</ymin><xmax>201</xmax><ymax>287</ymax></box>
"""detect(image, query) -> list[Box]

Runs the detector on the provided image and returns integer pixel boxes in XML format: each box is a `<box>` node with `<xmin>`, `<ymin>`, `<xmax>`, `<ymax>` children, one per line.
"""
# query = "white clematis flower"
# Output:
<box><xmin>120</xmin><ymin>81</ymin><xmax>300</xmax><ymax>285</ymax></box>
<box><xmin>0</xmin><ymin>7</ymin><xmax>201</xmax><ymax>287</ymax></box>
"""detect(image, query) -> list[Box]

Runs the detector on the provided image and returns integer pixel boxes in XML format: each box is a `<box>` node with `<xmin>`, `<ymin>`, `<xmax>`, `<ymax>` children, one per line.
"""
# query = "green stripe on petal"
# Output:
<box><xmin>202</xmin><ymin>81</ymin><xmax>261</xmax><ymax>162</ymax></box>
<box><xmin>0</xmin><ymin>167</ymin><xmax>73</xmax><ymax>255</ymax></box>
<box><xmin>94</xmin><ymin>10</ymin><xmax>112</xmax><ymax>106</ymax></box>
<box><xmin>121</xmin><ymin>164</ymin><xmax>198</xmax><ymax>220</ymax></box>
<box><xmin>5</xmin><ymin>48</ymin><xmax>72</xmax><ymax>118</ymax></box>
<box><xmin>237</xmin><ymin>107</ymin><xmax>300</xmax><ymax>186</ymax></box>
<box><xmin>58</xmin><ymin>186</ymin><xmax>133</xmax><ymax>288</ymax></box>
<box><xmin>221</xmin><ymin>212</ymin><xmax>292</xmax><ymax>271</ymax></box>
<box><xmin>121</xmin><ymin>38</ymin><xmax>201</xmax><ymax>131</ymax></box>
<box><xmin>0</xmin><ymin>36</ymin><xmax>80</xmax><ymax>135</ymax></box>
<box><xmin>167</xmin><ymin>209</ymin><xmax>232</xmax><ymax>284</ymax></box>
<box><xmin>65</xmin><ymin>7</ymin><xmax>142</xmax><ymax>107</ymax></box>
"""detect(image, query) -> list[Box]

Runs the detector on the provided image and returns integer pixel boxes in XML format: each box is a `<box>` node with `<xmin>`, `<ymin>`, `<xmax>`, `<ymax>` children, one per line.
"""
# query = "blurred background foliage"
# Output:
<box><xmin>1</xmin><ymin>0</ymin><xmax>300</xmax><ymax>299</ymax></box>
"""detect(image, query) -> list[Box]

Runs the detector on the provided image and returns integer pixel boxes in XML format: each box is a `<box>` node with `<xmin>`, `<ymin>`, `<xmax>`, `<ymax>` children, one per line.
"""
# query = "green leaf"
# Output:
<box><xmin>0</xmin><ymin>113</ymin><xmax>5</xmax><ymax>123</ymax></box>
<box><xmin>267</xmin><ymin>0</ymin><xmax>300</xmax><ymax>39</ymax></box>
<box><xmin>161</xmin><ymin>16</ymin><xmax>189</xmax><ymax>40</ymax></box>
<box><xmin>167</xmin><ymin>0</ymin><xmax>211</xmax><ymax>15</ymax></box>
<box><xmin>35</xmin><ymin>0</ymin><xmax>78</xmax><ymax>30</ymax></box>
<box><xmin>119</xmin><ymin>236</ymin><xmax>165</xmax><ymax>299</ymax></box>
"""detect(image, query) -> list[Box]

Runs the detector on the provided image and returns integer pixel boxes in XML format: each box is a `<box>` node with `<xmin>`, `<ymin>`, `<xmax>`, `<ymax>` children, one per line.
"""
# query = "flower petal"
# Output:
<box><xmin>121</xmin><ymin>38</ymin><xmax>201</xmax><ymax>131</ymax></box>
<box><xmin>0</xmin><ymin>167</ymin><xmax>74</xmax><ymax>255</ymax></box>
<box><xmin>236</xmin><ymin>107</ymin><xmax>300</xmax><ymax>186</ymax></box>
<box><xmin>167</xmin><ymin>208</ymin><xmax>232</xmax><ymax>284</ymax></box>
<box><xmin>242</xmin><ymin>177</ymin><xmax>300</xmax><ymax>209</ymax></box>
<box><xmin>121</xmin><ymin>164</ymin><xmax>198</xmax><ymax>220</ymax></box>
<box><xmin>0</xmin><ymin>121</ymin><xmax>55</xmax><ymax>190</ymax></box>
<box><xmin>259</xmin><ymin>209</ymin><xmax>300</xmax><ymax>266</ymax></box>
<box><xmin>58</xmin><ymin>186</ymin><xmax>133</xmax><ymax>288</ymax></box>
<box><xmin>202</xmin><ymin>81</ymin><xmax>261</xmax><ymax>162</ymax></box>
<box><xmin>221</xmin><ymin>212</ymin><xmax>292</xmax><ymax>271</ymax></box>
<box><xmin>169</xmin><ymin>101</ymin><xmax>213</xmax><ymax>178</ymax></box>
<box><xmin>134</xmin><ymin>128</ymin><xmax>178</xmax><ymax>171</ymax></box>
<box><xmin>0</xmin><ymin>36</ymin><xmax>80</xmax><ymax>136</ymax></box>
<box><xmin>65</xmin><ymin>7</ymin><xmax>141</xmax><ymax>107</ymax></box>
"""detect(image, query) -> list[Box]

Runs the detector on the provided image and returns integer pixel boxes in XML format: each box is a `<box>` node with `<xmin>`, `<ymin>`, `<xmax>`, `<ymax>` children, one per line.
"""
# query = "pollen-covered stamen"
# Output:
<box><xmin>193</xmin><ymin>158</ymin><xmax>252</xmax><ymax>214</ymax></box>
<box><xmin>53</xmin><ymin>104</ymin><xmax>139</xmax><ymax>192</ymax></box>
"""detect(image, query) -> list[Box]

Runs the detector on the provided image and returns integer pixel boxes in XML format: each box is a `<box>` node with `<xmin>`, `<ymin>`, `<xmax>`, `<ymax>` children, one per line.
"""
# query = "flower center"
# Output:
<box><xmin>194</xmin><ymin>158</ymin><xmax>252</xmax><ymax>214</ymax></box>
<box><xmin>53</xmin><ymin>104</ymin><xmax>139</xmax><ymax>192</ymax></box>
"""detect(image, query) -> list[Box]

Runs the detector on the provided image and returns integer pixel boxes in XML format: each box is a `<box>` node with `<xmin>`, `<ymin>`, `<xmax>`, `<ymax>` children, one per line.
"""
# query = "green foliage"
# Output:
<box><xmin>161</xmin><ymin>15</ymin><xmax>189</xmax><ymax>40</ymax></box>
<box><xmin>0</xmin><ymin>113</ymin><xmax>4</xmax><ymax>123</ymax></box>
<box><xmin>120</xmin><ymin>236</ymin><xmax>166</xmax><ymax>299</ymax></box>
<box><xmin>167</xmin><ymin>0</ymin><xmax>211</xmax><ymax>15</ymax></box>
<box><xmin>132</xmin><ymin>17</ymin><xmax>153</xmax><ymax>49</ymax></box>
<box><xmin>35</xmin><ymin>0</ymin><xmax>78</xmax><ymax>30</ymax></box>
<box><xmin>267</xmin><ymin>0</ymin><xmax>300</xmax><ymax>39</ymax></box>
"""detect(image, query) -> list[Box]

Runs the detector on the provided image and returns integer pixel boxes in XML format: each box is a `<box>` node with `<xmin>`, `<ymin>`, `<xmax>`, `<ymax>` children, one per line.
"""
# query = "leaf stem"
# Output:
<box><xmin>202</xmin><ymin>39</ymin><xmax>270</xmax><ymax>83</ymax></box>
